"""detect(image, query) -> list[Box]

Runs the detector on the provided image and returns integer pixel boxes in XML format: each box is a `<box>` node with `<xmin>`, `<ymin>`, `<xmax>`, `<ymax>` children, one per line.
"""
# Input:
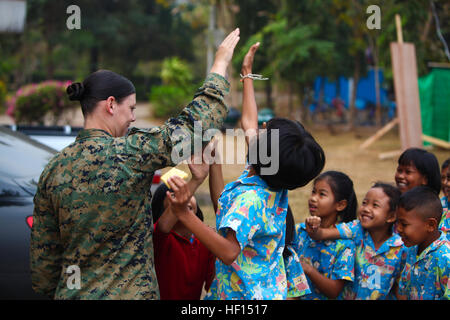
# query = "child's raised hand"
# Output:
<box><xmin>241</xmin><ymin>42</ymin><xmax>260</xmax><ymax>75</ymax></box>
<box><xmin>166</xmin><ymin>176</ymin><xmax>192</xmax><ymax>217</ymax></box>
<box><xmin>188</xmin><ymin>152</ymin><xmax>210</xmax><ymax>183</ymax></box>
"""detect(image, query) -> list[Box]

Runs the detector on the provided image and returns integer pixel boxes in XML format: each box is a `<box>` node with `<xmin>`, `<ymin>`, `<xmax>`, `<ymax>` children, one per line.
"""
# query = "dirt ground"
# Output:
<box><xmin>173</xmin><ymin>125</ymin><xmax>449</xmax><ymax>228</ymax></box>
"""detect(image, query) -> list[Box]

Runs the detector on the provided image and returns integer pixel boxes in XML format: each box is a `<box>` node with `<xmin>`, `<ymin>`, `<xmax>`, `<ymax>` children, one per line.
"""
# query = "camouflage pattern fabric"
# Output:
<box><xmin>30</xmin><ymin>73</ymin><xmax>229</xmax><ymax>299</ymax></box>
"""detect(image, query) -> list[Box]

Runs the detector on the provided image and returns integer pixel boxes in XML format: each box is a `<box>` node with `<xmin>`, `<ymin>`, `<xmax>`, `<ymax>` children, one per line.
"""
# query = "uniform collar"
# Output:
<box><xmin>415</xmin><ymin>232</ymin><xmax>448</xmax><ymax>263</ymax></box>
<box><xmin>299</xmin><ymin>223</ymin><xmax>336</xmax><ymax>246</ymax></box>
<box><xmin>223</xmin><ymin>163</ymin><xmax>269</xmax><ymax>193</ymax></box>
<box><xmin>76</xmin><ymin>128</ymin><xmax>113</xmax><ymax>141</ymax></box>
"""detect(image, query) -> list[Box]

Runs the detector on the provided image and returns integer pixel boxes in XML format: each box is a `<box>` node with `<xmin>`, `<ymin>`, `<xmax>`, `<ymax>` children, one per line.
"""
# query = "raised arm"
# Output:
<box><xmin>305</xmin><ymin>216</ymin><xmax>341</xmax><ymax>240</ymax></box>
<box><xmin>166</xmin><ymin>176</ymin><xmax>240</xmax><ymax>265</ymax></box>
<box><xmin>127</xmin><ymin>29</ymin><xmax>241</xmax><ymax>172</ymax></box>
<box><xmin>157</xmin><ymin>154</ymin><xmax>210</xmax><ymax>234</ymax></box>
<box><xmin>240</xmin><ymin>43</ymin><xmax>260</xmax><ymax>146</ymax></box>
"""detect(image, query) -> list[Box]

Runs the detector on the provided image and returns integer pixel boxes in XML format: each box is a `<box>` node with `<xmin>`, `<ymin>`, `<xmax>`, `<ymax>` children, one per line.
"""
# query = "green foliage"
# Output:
<box><xmin>6</xmin><ymin>81</ymin><xmax>78</xmax><ymax>124</ymax></box>
<box><xmin>149</xmin><ymin>57</ymin><xmax>195</xmax><ymax>118</ymax></box>
<box><xmin>149</xmin><ymin>85</ymin><xmax>190</xmax><ymax>118</ymax></box>
<box><xmin>161</xmin><ymin>57</ymin><xmax>194</xmax><ymax>88</ymax></box>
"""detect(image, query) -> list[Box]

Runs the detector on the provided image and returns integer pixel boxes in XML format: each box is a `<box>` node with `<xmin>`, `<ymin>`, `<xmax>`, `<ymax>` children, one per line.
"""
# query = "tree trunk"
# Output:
<box><xmin>90</xmin><ymin>46</ymin><xmax>99</xmax><ymax>73</ymax></box>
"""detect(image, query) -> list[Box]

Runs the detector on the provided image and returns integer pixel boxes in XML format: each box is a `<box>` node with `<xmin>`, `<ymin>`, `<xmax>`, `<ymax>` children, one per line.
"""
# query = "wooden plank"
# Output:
<box><xmin>422</xmin><ymin>134</ymin><xmax>450</xmax><ymax>149</ymax></box>
<box><xmin>378</xmin><ymin>149</ymin><xmax>403</xmax><ymax>160</ymax></box>
<box><xmin>360</xmin><ymin>117</ymin><xmax>399</xmax><ymax>150</ymax></box>
<box><xmin>390</xmin><ymin>42</ymin><xmax>423</xmax><ymax>149</ymax></box>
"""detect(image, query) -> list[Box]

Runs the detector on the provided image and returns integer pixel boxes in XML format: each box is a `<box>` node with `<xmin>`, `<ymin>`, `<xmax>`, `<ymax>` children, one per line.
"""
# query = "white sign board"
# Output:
<box><xmin>0</xmin><ymin>0</ymin><xmax>26</xmax><ymax>32</ymax></box>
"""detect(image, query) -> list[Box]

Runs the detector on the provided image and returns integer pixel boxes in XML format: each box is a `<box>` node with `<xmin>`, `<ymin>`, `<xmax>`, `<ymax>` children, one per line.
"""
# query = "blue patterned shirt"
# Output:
<box><xmin>336</xmin><ymin>220</ymin><xmax>407</xmax><ymax>299</ymax></box>
<box><xmin>204</xmin><ymin>165</ymin><xmax>289</xmax><ymax>300</ymax></box>
<box><xmin>294</xmin><ymin>223</ymin><xmax>355</xmax><ymax>300</ymax></box>
<box><xmin>398</xmin><ymin>232</ymin><xmax>450</xmax><ymax>300</ymax></box>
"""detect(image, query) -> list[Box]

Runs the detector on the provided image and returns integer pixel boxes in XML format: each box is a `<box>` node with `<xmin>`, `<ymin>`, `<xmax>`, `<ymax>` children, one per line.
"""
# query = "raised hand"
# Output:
<box><xmin>166</xmin><ymin>176</ymin><xmax>192</xmax><ymax>217</ymax></box>
<box><xmin>210</xmin><ymin>28</ymin><xmax>240</xmax><ymax>77</ymax></box>
<box><xmin>241</xmin><ymin>42</ymin><xmax>260</xmax><ymax>75</ymax></box>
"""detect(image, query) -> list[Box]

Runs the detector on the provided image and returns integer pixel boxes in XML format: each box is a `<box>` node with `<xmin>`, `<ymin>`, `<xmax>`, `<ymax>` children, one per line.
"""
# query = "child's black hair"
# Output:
<box><xmin>151</xmin><ymin>183</ymin><xmax>204</xmax><ymax>223</ymax></box>
<box><xmin>249</xmin><ymin>118</ymin><xmax>325</xmax><ymax>191</ymax></box>
<box><xmin>442</xmin><ymin>158</ymin><xmax>450</xmax><ymax>170</ymax></box>
<box><xmin>371</xmin><ymin>182</ymin><xmax>401</xmax><ymax>213</ymax></box>
<box><xmin>398</xmin><ymin>186</ymin><xmax>443</xmax><ymax>222</ymax></box>
<box><xmin>315</xmin><ymin>171</ymin><xmax>357</xmax><ymax>223</ymax></box>
<box><xmin>283</xmin><ymin>205</ymin><xmax>295</xmax><ymax>259</ymax></box>
<box><xmin>397</xmin><ymin>148</ymin><xmax>441</xmax><ymax>195</ymax></box>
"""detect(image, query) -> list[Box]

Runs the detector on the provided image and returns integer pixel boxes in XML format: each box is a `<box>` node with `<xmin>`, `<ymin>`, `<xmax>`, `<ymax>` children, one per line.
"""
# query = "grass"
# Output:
<box><xmin>160</xmin><ymin>125</ymin><xmax>449</xmax><ymax>228</ymax></box>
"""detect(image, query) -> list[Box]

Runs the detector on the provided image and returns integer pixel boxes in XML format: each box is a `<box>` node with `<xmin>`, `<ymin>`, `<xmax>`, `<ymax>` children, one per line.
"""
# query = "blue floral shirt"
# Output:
<box><xmin>283</xmin><ymin>245</ymin><xmax>311</xmax><ymax>298</ymax></box>
<box><xmin>336</xmin><ymin>220</ymin><xmax>407</xmax><ymax>299</ymax></box>
<box><xmin>398</xmin><ymin>232</ymin><xmax>450</xmax><ymax>300</ymax></box>
<box><xmin>294</xmin><ymin>223</ymin><xmax>355</xmax><ymax>300</ymax></box>
<box><xmin>204</xmin><ymin>165</ymin><xmax>289</xmax><ymax>300</ymax></box>
<box><xmin>440</xmin><ymin>196</ymin><xmax>449</xmax><ymax>240</ymax></box>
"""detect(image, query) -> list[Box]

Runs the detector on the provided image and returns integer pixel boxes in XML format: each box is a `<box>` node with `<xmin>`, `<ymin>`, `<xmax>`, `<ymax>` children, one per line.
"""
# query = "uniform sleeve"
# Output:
<box><xmin>438</xmin><ymin>254</ymin><xmax>450</xmax><ymax>300</ymax></box>
<box><xmin>284</xmin><ymin>245</ymin><xmax>311</xmax><ymax>298</ymax></box>
<box><xmin>125</xmin><ymin>73</ymin><xmax>230</xmax><ymax>172</ymax></box>
<box><xmin>30</xmin><ymin>180</ymin><xmax>63</xmax><ymax>298</ymax></box>
<box><xmin>217</xmin><ymin>191</ymin><xmax>262</xmax><ymax>250</ymax></box>
<box><xmin>331</xmin><ymin>241</ymin><xmax>355</xmax><ymax>282</ymax></box>
<box><xmin>336</xmin><ymin>219</ymin><xmax>362</xmax><ymax>241</ymax></box>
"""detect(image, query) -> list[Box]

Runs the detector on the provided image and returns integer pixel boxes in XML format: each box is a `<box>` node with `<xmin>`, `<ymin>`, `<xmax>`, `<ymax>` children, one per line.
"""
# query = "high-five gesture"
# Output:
<box><xmin>210</xmin><ymin>28</ymin><xmax>240</xmax><ymax>77</ymax></box>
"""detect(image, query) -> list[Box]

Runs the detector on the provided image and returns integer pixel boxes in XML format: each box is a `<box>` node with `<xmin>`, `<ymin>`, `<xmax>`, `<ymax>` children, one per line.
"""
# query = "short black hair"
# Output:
<box><xmin>398</xmin><ymin>186</ymin><xmax>443</xmax><ymax>222</ymax></box>
<box><xmin>442</xmin><ymin>158</ymin><xmax>450</xmax><ymax>170</ymax></box>
<box><xmin>397</xmin><ymin>148</ymin><xmax>441</xmax><ymax>195</ymax></box>
<box><xmin>371</xmin><ymin>182</ymin><xmax>401</xmax><ymax>213</ymax></box>
<box><xmin>151</xmin><ymin>183</ymin><xmax>204</xmax><ymax>223</ymax></box>
<box><xmin>67</xmin><ymin>69</ymin><xmax>136</xmax><ymax>116</ymax></box>
<box><xmin>315</xmin><ymin>171</ymin><xmax>357</xmax><ymax>223</ymax></box>
<box><xmin>249</xmin><ymin>118</ymin><xmax>325</xmax><ymax>191</ymax></box>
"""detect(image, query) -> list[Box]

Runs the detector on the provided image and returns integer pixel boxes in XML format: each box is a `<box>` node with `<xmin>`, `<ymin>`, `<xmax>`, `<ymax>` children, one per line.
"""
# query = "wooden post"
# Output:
<box><xmin>390</xmin><ymin>14</ymin><xmax>423</xmax><ymax>149</ymax></box>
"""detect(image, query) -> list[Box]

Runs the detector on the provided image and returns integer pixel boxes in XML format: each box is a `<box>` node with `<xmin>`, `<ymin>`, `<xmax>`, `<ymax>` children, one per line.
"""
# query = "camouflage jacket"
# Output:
<box><xmin>30</xmin><ymin>73</ymin><xmax>229</xmax><ymax>300</ymax></box>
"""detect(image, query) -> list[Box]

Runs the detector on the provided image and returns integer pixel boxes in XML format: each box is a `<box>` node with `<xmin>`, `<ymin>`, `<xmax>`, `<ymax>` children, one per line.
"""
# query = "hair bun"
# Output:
<box><xmin>67</xmin><ymin>82</ymin><xmax>85</xmax><ymax>101</ymax></box>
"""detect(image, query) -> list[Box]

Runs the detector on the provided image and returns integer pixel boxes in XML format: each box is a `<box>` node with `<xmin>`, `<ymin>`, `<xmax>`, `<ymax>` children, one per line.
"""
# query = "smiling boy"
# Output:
<box><xmin>396</xmin><ymin>186</ymin><xmax>450</xmax><ymax>300</ymax></box>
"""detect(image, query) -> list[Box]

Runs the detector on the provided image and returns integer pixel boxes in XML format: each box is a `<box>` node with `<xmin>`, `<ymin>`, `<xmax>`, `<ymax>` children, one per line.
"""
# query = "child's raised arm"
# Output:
<box><xmin>305</xmin><ymin>216</ymin><xmax>341</xmax><ymax>240</ymax></box>
<box><xmin>209</xmin><ymin>154</ymin><xmax>224</xmax><ymax>214</ymax></box>
<box><xmin>240</xmin><ymin>42</ymin><xmax>260</xmax><ymax>146</ymax></box>
<box><xmin>167</xmin><ymin>176</ymin><xmax>241</xmax><ymax>265</ymax></box>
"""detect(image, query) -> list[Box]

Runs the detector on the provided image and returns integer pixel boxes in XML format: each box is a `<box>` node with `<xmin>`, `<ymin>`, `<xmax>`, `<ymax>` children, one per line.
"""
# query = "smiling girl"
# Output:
<box><xmin>294</xmin><ymin>171</ymin><xmax>356</xmax><ymax>300</ymax></box>
<box><xmin>306</xmin><ymin>182</ymin><xmax>408</xmax><ymax>299</ymax></box>
<box><xmin>394</xmin><ymin>148</ymin><xmax>441</xmax><ymax>195</ymax></box>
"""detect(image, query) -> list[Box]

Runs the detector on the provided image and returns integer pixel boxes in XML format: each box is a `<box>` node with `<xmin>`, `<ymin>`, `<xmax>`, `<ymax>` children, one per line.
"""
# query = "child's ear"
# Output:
<box><xmin>386</xmin><ymin>210</ymin><xmax>397</xmax><ymax>224</ymax></box>
<box><xmin>425</xmin><ymin>217</ymin><xmax>438</xmax><ymax>233</ymax></box>
<box><xmin>336</xmin><ymin>199</ymin><xmax>348</xmax><ymax>212</ymax></box>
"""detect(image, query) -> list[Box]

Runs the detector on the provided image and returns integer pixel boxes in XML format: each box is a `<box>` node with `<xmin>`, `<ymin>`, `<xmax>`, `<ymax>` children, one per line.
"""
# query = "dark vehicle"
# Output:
<box><xmin>0</xmin><ymin>126</ymin><xmax>162</xmax><ymax>299</ymax></box>
<box><xmin>0</xmin><ymin>127</ymin><xmax>55</xmax><ymax>299</ymax></box>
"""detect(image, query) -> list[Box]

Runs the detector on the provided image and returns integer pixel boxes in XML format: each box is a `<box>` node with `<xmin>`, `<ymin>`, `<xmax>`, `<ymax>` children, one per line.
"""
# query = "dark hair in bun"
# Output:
<box><xmin>67</xmin><ymin>82</ymin><xmax>85</xmax><ymax>101</ymax></box>
<box><xmin>66</xmin><ymin>70</ymin><xmax>136</xmax><ymax>116</ymax></box>
<box><xmin>249</xmin><ymin>118</ymin><xmax>325</xmax><ymax>191</ymax></box>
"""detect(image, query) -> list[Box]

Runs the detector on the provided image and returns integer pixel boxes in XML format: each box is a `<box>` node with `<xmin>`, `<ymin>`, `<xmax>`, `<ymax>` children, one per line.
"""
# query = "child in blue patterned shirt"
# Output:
<box><xmin>294</xmin><ymin>171</ymin><xmax>356</xmax><ymax>300</ymax></box>
<box><xmin>439</xmin><ymin>158</ymin><xmax>449</xmax><ymax>239</ymax></box>
<box><xmin>396</xmin><ymin>186</ymin><xmax>450</xmax><ymax>300</ymax></box>
<box><xmin>167</xmin><ymin>42</ymin><xmax>325</xmax><ymax>300</ymax></box>
<box><xmin>306</xmin><ymin>182</ymin><xmax>407</xmax><ymax>299</ymax></box>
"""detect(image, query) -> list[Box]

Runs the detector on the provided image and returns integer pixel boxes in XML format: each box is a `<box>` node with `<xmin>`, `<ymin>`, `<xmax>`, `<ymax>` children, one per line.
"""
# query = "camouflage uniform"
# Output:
<box><xmin>30</xmin><ymin>73</ymin><xmax>229</xmax><ymax>299</ymax></box>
